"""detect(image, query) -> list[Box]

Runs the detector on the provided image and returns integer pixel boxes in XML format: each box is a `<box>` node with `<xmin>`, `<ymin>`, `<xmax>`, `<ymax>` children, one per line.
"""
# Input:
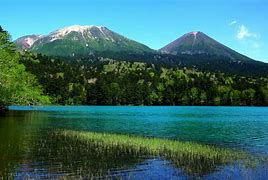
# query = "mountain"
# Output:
<box><xmin>159</xmin><ymin>31</ymin><xmax>251</xmax><ymax>61</ymax></box>
<box><xmin>15</xmin><ymin>35</ymin><xmax>43</xmax><ymax>49</ymax></box>
<box><xmin>15</xmin><ymin>28</ymin><xmax>268</xmax><ymax>76</ymax></box>
<box><xmin>157</xmin><ymin>32</ymin><xmax>268</xmax><ymax>76</ymax></box>
<box><xmin>15</xmin><ymin>25</ymin><xmax>154</xmax><ymax>56</ymax></box>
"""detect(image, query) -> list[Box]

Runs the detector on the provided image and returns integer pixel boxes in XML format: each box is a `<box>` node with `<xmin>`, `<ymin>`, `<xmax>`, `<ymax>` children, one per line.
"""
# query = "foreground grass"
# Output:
<box><xmin>57</xmin><ymin>130</ymin><xmax>251</xmax><ymax>175</ymax></box>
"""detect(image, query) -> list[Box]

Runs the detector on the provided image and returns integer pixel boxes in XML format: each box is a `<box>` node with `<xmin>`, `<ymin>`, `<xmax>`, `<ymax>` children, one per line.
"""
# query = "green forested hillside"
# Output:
<box><xmin>20</xmin><ymin>53</ymin><xmax>268</xmax><ymax>106</ymax></box>
<box><xmin>0</xmin><ymin>27</ymin><xmax>50</xmax><ymax>106</ymax></box>
<box><xmin>90</xmin><ymin>52</ymin><xmax>268</xmax><ymax>77</ymax></box>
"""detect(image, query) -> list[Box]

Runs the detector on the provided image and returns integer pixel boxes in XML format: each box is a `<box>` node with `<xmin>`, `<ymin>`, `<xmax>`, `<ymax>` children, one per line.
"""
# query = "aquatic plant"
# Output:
<box><xmin>31</xmin><ymin>131</ymin><xmax>145</xmax><ymax>179</ymax></box>
<box><xmin>56</xmin><ymin>130</ymin><xmax>251</xmax><ymax>175</ymax></box>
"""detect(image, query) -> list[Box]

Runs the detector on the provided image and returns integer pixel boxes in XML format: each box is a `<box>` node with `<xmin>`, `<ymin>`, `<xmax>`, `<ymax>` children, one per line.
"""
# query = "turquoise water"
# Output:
<box><xmin>1</xmin><ymin>106</ymin><xmax>268</xmax><ymax>179</ymax></box>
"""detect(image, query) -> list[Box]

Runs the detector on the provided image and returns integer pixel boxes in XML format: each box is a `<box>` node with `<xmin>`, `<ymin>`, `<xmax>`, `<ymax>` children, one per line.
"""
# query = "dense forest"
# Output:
<box><xmin>0</xmin><ymin>27</ymin><xmax>50</xmax><ymax>108</ymax></box>
<box><xmin>91</xmin><ymin>51</ymin><xmax>268</xmax><ymax>77</ymax></box>
<box><xmin>21</xmin><ymin>52</ymin><xmax>268</xmax><ymax>106</ymax></box>
<box><xmin>1</xmin><ymin>26</ymin><xmax>268</xmax><ymax>106</ymax></box>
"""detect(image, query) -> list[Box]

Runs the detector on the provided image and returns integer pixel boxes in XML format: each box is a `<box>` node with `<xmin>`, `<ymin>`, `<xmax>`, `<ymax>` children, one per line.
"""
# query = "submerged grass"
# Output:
<box><xmin>56</xmin><ymin>130</ymin><xmax>252</xmax><ymax>175</ymax></box>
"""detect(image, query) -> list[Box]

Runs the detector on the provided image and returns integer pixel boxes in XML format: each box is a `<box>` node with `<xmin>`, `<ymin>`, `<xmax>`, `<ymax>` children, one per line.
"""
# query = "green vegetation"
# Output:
<box><xmin>1</xmin><ymin>26</ymin><xmax>268</xmax><ymax>106</ymax></box>
<box><xmin>57</xmin><ymin>130</ymin><xmax>250</xmax><ymax>175</ymax></box>
<box><xmin>0</xmin><ymin>26</ymin><xmax>50</xmax><ymax>106</ymax></box>
<box><xmin>30</xmin><ymin>131</ymin><xmax>145</xmax><ymax>178</ymax></box>
<box><xmin>21</xmin><ymin>53</ymin><xmax>268</xmax><ymax>106</ymax></box>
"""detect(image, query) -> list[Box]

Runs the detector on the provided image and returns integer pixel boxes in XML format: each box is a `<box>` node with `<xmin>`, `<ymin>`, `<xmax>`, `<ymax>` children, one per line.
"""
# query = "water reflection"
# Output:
<box><xmin>0</xmin><ymin>111</ymin><xmax>50</xmax><ymax>178</ymax></box>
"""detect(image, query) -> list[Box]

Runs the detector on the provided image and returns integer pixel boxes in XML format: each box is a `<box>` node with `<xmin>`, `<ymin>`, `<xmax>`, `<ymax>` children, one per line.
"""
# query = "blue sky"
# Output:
<box><xmin>1</xmin><ymin>0</ymin><xmax>268</xmax><ymax>62</ymax></box>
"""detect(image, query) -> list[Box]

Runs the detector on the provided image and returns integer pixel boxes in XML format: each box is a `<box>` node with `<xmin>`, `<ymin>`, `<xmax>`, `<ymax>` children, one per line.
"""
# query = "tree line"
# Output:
<box><xmin>21</xmin><ymin>53</ymin><xmax>268</xmax><ymax>106</ymax></box>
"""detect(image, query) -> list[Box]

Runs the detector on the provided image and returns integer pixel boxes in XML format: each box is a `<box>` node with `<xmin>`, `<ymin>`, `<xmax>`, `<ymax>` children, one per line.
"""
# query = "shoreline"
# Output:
<box><xmin>7</xmin><ymin>103</ymin><xmax>268</xmax><ymax>107</ymax></box>
<box><xmin>6</xmin><ymin>105</ymin><xmax>268</xmax><ymax>112</ymax></box>
<box><xmin>0</xmin><ymin>106</ymin><xmax>7</xmax><ymax>114</ymax></box>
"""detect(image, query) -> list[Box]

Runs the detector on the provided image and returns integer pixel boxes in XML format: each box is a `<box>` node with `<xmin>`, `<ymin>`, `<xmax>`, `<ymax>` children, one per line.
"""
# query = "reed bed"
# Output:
<box><xmin>56</xmin><ymin>130</ymin><xmax>251</xmax><ymax>175</ymax></box>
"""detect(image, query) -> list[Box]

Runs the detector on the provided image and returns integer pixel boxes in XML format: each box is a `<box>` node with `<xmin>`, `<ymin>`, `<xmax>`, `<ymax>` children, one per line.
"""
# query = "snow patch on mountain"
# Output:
<box><xmin>54</xmin><ymin>25</ymin><xmax>91</xmax><ymax>35</ymax></box>
<box><xmin>15</xmin><ymin>35</ymin><xmax>43</xmax><ymax>49</ymax></box>
<box><xmin>191</xmin><ymin>31</ymin><xmax>198</xmax><ymax>36</ymax></box>
<box><xmin>24</xmin><ymin>36</ymin><xmax>39</xmax><ymax>47</ymax></box>
<box><xmin>48</xmin><ymin>25</ymin><xmax>104</xmax><ymax>42</ymax></box>
<box><xmin>192</xmin><ymin>32</ymin><xmax>198</xmax><ymax>46</ymax></box>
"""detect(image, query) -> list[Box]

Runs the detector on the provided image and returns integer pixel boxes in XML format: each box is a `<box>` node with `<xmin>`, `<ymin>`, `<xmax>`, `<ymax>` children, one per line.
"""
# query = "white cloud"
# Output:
<box><xmin>237</xmin><ymin>25</ymin><xmax>257</xmax><ymax>40</ymax></box>
<box><xmin>228</xmin><ymin>20</ymin><xmax>237</xmax><ymax>26</ymax></box>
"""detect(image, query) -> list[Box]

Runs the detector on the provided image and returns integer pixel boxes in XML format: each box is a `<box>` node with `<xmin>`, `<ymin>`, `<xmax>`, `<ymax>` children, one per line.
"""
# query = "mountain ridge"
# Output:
<box><xmin>15</xmin><ymin>25</ymin><xmax>154</xmax><ymax>56</ymax></box>
<box><xmin>16</xmin><ymin>26</ymin><xmax>260</xmax><ymax>62</ymax></box>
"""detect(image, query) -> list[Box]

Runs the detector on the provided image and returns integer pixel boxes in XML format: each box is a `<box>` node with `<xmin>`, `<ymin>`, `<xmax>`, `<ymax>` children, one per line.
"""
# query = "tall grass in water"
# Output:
<box><xmin>57</xmin><ymin>130</ymin><xmax>251</xmax><ymax>175</ymax></box>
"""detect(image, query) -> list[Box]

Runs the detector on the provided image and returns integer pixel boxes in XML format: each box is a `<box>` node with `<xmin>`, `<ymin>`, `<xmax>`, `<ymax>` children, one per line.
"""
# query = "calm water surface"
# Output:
<box><xmin>1</xmin><ymin>106</ymin><xmax>268</xmax><ymax>179</ymax></box>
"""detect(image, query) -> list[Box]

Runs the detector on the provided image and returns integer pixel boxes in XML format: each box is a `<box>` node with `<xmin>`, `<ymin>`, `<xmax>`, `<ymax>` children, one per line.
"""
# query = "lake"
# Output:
<box><xmin>1</xmin><ymin>106</ymin><xmax>268</xmax><ymax>179</ymax></box>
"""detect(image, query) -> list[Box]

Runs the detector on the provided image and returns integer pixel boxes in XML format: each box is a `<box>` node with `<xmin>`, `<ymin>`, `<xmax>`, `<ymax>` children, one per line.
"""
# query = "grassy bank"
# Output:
<box><xmin>57</xmin><ymin>130</ymin><xmax>251</xmax><ymax>175</ymax></box>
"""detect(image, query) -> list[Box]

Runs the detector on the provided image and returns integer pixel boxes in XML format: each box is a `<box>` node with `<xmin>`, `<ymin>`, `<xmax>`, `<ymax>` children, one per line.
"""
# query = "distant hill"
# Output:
<box><xmin>15</xmin><ymin>25</ymin><xmax>154</xmax><ymax>56</ymax></box>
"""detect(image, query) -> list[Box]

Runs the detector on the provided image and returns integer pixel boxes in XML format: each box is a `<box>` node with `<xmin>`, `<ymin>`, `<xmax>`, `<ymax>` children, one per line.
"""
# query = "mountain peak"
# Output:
<box><xmin>188</xmin><ymin>31</ymin><xmax>200</xmax><ymax>35</ymax></box>
<box><xmin>48</xmin><ymin>25</ymin><xmax>108</xmax><ymax>42</ymax></box>
<box><xmin>159</xmin><ymin>31</ymin><xmax>250</xmax><ymax>61</ymax></box>
<box><xmin>190</xmin><ymin>31</ymin><xmax>198</xmax><ymax>36</ymax></box>
<box><xmin>52</xmin><ymin>25</ymin><xmax>106</xmax><ymax>36</ymax></box>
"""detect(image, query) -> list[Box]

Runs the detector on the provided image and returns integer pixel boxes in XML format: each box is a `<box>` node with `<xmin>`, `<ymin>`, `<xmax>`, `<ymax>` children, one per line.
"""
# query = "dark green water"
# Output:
<box><xmin>1</xmin><ymin>106</ymin><xmax>268</xmax><ymax>179</ymax></box>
